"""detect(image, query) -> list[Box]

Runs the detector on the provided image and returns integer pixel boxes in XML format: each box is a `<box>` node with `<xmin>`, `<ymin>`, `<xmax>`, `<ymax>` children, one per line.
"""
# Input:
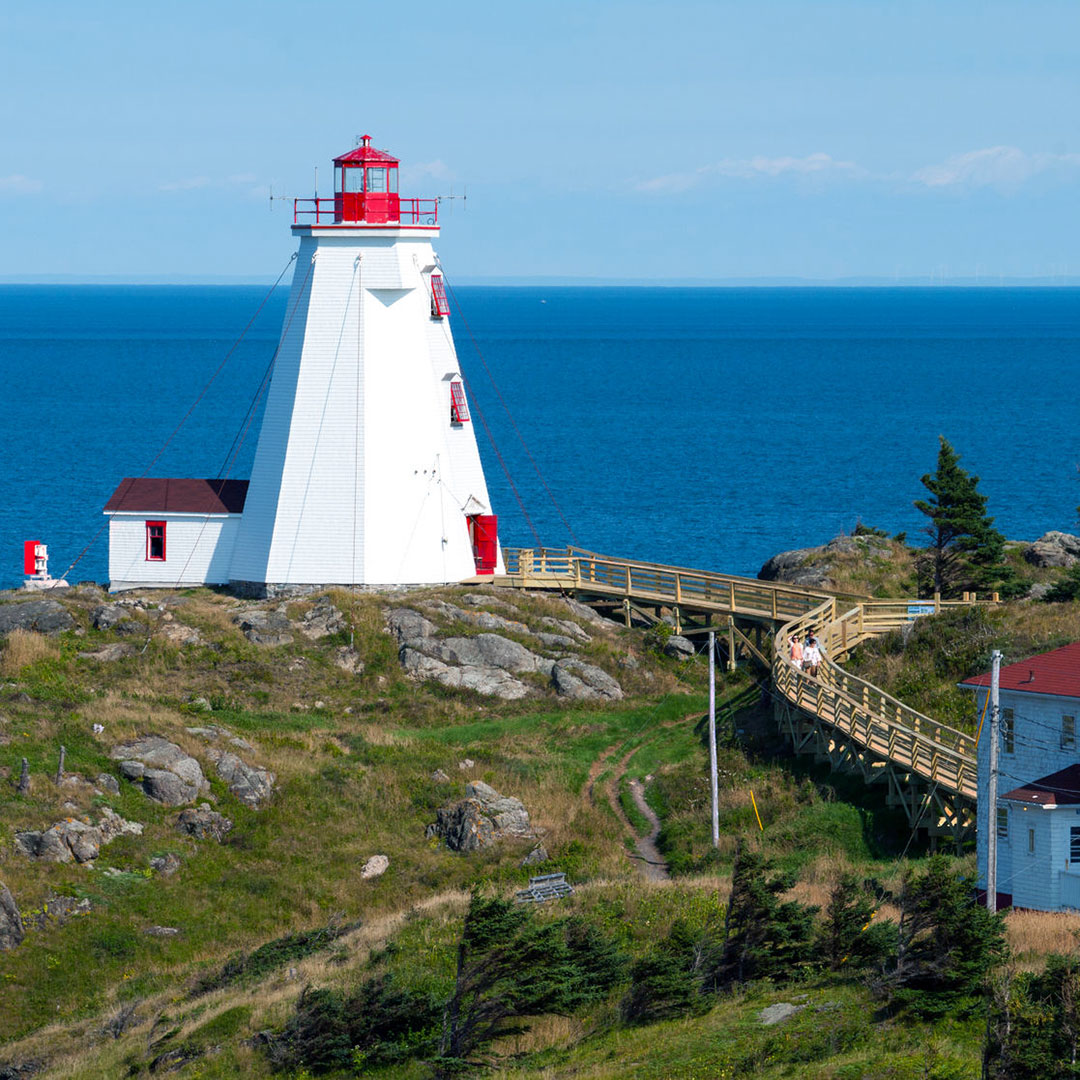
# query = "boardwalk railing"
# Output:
<box><xmin>498</xmin><ymin>547</ymin><xmax>981</xmax><ymax>802</ymax></box>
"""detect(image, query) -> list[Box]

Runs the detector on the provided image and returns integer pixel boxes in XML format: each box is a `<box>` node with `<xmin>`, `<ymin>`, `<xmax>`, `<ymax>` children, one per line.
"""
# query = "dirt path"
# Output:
<box><xmin>591</xmin><ymin>743</ymin><xmax>670</xmax><ymax>882</ymax></box>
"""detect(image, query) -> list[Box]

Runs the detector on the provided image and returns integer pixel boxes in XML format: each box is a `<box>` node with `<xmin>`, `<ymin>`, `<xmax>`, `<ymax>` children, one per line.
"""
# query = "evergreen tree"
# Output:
<box><xmin>817</xmin><ymin>873</ymin><xmax>895</xmax><ymax>972</ymax></box>
<box><xmin>707</xmin><ymin>841</ymin><xmax>818</xmax><ymax>991</ymax></box>
<box><xmin>885</xmin><ymin>855</ymin><xmax>1007</xmax><ymax>1018</ymax></box>
<box><xmin>436</xmin><ymin>895</ymin><xmax>627</xmax><ymax>1075</ymax></box>
<box><xmin>622</xmin><ymin>919</ymin><xmax>710</xmax><ymax>1025</ymax></box>
<box><xmin>914</xmin><ymin>436</ymin><xmax>1006</xmax><ymax>598</ymax></box>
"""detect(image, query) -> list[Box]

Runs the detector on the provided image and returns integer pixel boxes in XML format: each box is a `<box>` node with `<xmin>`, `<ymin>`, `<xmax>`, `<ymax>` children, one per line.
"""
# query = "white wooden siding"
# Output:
<box><xmin>108</xmin><ymin>513</ymin><xmax>241</xmax><ymax>589</ymax></box>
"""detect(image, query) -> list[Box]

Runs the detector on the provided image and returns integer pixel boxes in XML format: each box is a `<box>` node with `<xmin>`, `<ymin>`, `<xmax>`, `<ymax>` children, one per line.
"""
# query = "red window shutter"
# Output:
<box><xmin>450</xmin><ymin>381</ymin><xmax>470</xmax><ymax>423</ymax></box>
<box><xmin>431</xmin><ymin>273</ymin><xmax>450</xmax><ymax>317</ymax></box>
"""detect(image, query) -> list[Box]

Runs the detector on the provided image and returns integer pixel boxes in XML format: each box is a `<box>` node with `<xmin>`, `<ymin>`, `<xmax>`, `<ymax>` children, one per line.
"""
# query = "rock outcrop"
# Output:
<box><xmin>110</xmin><ymin>736</ymin><xmax>206</xmax><ymax>805</ymax></box>
<box><xmin>15</xmin><ymin>808</ymin><xmax>143</xmax><ymax>864</ymax></box>
<box><xmin>388</xmin><ymin>604</ymin><xmax>621</xmax><ymax>702</ymax></box>
<box><xmin>0</xmin><ymin>599</ymin><xmax>74</xmax><ymax>635</ymax></box>
<box><xmin>233</xmin><ymin>607</ymin><xmax>294</xmax><ymax>646</ymax></box>
<box><xmin>758</xmin><ymin>533</ymin><xmax>892</xmax><ymax>588</ymax></box>
<box><xmin>428</xmin><ymin>781</ymin><xmax>536</xmax><ymax>852</ymax></box>
<box><xmin>0</xmin><ymin>884</ymin><xmax>24</xmax><ymax>950</ymax></box>
<box><xmin>203</xmin><ymin>748</ymin><xmax>275</xmax><ymax>808</ymax></box>
<box><xmin>298</xmin><ymin>598</ymin><xmax>346</xmax><ymax>640</ymax></box>
<box><xmin>360</xmin><ymin>854</ymin><xmax>389</xmax><ymax>879</ymax></box>
<box><xmin>1024</xmin><ymin>531</ymin><xmax>1080</xmax><ymax>568</ymax></box>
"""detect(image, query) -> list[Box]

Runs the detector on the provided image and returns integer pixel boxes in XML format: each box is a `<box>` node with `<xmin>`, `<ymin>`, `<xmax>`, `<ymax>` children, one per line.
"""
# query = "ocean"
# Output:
<box><xmin>0</xmin><ymin>285</ymin><xmax>1077</xmax><ymax>592</ymax></box>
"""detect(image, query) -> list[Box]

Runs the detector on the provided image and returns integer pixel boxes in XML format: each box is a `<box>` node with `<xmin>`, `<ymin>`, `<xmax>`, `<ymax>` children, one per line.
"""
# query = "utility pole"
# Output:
<box><xmin>986</xmin><ymin>649</ymin><xmax>1002</xmax><ymax>914</ymax></box>
<box><xmin>708</xmin><ymin>631</ymin><xmax>719</xmax><ymax>848</ymax></box>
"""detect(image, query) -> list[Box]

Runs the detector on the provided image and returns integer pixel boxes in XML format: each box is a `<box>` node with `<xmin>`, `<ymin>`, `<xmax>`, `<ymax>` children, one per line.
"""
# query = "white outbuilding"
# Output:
<box><xmin>104</xmin><ymin>136</ymin><xmax>501</xmax><ymax>593</ymax></box>
<box><xmin>966</xmin><ymin>642</ymin><xmax>1080</xmax><ymax>912</ymax></box>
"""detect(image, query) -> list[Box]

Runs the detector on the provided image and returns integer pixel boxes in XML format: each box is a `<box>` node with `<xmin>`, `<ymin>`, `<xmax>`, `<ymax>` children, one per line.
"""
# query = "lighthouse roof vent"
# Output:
<box><xmin>334</xmin><ymin>135</ymin><xmax>399</xmax><ymax>166</ymax></box>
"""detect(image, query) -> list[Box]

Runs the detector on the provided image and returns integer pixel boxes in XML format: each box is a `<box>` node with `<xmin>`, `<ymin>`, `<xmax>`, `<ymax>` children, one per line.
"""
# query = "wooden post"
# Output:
<box><xmin>727</xmin><ymin>616</ymin><xmax>736</xmax><ymax>672</ymax></box>
<box><xmin>623</xmin><ymin>599</ymin><xmax>631</xmax><ymax>629</ymax></box>
<box><xmin>673</xmin><ymin>606</ymin><xmax>682</xmax><ymax>634</ymax></box>
<box><xmin>728</xmin><ymin>581</ymin><xmax>735</xmax><ymax>612</ymax></box>
<box><xmin>674</xmin><ymin>573</ymin><xmax>682</xmax><ymax>604</ymax></box>
<box><xmin>708</xmin><ymin>632</ymin><xmax>719</xmax><ymax>848</ymax></box>
<box><xmin>55</xmin><ymin>745</ymin><xmax>66</xmax><ymax>786</ymax></box>
<box><xmin>17</xmin><ymin>758</ymin><xmax>29</xmax><ymax>795</ymax></box>
<box><xmin>933</xmin><ymin>591</ymin><xmax>941</xmax><ymax>613</ymax></box>
<box><xmin>624</xmin><ymin>564</ymin><xmax>631</xmax><ymax>594</ymax></box>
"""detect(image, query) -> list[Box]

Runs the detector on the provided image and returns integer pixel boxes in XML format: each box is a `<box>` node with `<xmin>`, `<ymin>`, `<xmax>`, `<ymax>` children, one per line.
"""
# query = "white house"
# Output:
<box><xmin>966</xmin><ymin>642</ymin><xmax>1080</xmax><ymax>911</ymax></box>
<box><xmin>104</xmin><ymin>136</ymin><xmax>501</xmax><ymax>594</ymax></box>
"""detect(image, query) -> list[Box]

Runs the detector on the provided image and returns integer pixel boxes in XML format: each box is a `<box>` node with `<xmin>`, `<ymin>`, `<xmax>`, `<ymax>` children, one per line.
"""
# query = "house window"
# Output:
<box><xmin>1063</xmin><ymin>715</ymin><xmax>1076</xmax><ymax>750</ymax></box>
<box><xmin>431</xmin><ymin>273</ymin><xmax>450</xmax><ymax>317</ymax></box>
<box><xmin>449</xmin><ymin>381</ymin><xmax>470</xmax><ymax>424</ymax></box>
<box><xmin>1071</xmin><ymin>827</ymin><xmax>1080</xmax><ymax>863</ymax></box>
<box><xmin>1028</xmin><ymin>828</ymin><xmax>1036</xmax><ymax>855</ymax></box>
<box><xmin>996</xmin><ymin>807</ymin><xmax>1008</xmax><ymax>839</ymax></box>
<box><xmin>1002</xmin><ymin>708</ymin><xmax>1014</xmax><ymax>754</ymax></box>
<box><xmin>146</xmin><ymin>521</ymin><xmax>166</xmax><ymax>562</ymax></box>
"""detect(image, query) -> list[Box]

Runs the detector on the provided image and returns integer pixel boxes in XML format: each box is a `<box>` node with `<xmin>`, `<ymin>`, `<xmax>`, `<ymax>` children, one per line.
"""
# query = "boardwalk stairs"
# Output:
<box><xmin>491</xmin><ymin>548</ymin><xmax>988</xmax><ymax>844</ymax></box>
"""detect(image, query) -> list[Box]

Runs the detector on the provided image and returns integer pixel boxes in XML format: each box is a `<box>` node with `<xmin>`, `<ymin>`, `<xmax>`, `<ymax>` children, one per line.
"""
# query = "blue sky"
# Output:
<box><xmin>2</xmin><ymin>0</ymin><xmax>1078</xmax><ymax>281</ymax></box>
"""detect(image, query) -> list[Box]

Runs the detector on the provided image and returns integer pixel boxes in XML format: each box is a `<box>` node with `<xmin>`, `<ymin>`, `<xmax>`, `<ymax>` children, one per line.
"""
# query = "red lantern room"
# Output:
<box><xmin>334</xmin><ymin>135</ymin><xmax>400</xmax><ymax>223</ymax></box>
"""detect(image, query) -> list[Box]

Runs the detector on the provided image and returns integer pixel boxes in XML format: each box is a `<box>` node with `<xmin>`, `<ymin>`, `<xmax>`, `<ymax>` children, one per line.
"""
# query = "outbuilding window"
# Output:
<box><xmin>1028</xmin><ymin>828</ymin><xmax>1036</xmax><ymax>855</ymax></box>
<box><xmin>1071</xmin><ymin>827</ymin><xmax>1080</xmax><ymax>863</ymax></box>
<box><xmin>996</xmin><ymin>807</ymin><xmax>1008</xmax><ymax>839</ymax></box>
<box><xmin>1063</xmin><ymin>715</ymin><xmax>1076</xmax><ymax>750</ymax></box>
<box><xmin>146</xmin><ymin>521</ymin><xmax>166</xmax><ymax>561</ymax></box>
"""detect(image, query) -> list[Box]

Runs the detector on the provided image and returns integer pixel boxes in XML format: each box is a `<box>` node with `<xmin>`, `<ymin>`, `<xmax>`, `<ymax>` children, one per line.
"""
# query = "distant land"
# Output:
<box><xmin>1</xmin><ymin>274</ymin><xmax>1079</xmax><ymax>287</ymax></box>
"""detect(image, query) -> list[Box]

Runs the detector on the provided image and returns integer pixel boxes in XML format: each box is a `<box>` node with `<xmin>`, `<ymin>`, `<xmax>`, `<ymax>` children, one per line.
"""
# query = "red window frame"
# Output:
<box><xmin>146</xmin><ymin>521</ymin><xmax>166</xmax><ymax>562</ymax></box>
<box><xmin>431</xmin><ymin>273</ymin><xmax>450</xmax><ymax>317</ymax></box>
<box><xmin>450</xmin><ymin>380</ymin><xmax>470</xmax><ymax>424</ymax></box>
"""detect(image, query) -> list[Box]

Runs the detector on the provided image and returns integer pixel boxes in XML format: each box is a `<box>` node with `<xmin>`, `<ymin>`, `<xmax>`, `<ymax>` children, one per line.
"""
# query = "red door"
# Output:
<box><xmin>469</xmin><ymin>515</ymin><xmax>498</xmax><ymax>575</ymax></box>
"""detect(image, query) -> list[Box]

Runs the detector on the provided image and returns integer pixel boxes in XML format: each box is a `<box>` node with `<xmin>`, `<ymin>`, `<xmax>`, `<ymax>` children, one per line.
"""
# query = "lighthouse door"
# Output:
<box><xmin>468</xmin><ymin>515</ymin><xmax>498</xmax><ymax>575</ymax></box>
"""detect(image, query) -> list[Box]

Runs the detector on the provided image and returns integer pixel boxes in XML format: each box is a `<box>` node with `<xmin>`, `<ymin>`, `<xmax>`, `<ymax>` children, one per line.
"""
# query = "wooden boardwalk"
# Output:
<box><xmin>493</xmin><ymin>547</ymin><xmax>984</xmax><ymax>841</ymax></box>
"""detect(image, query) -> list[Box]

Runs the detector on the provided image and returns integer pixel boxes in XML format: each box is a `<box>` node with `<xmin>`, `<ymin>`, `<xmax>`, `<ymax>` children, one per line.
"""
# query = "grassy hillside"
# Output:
<box><xmin>0</xmin><ymin>582</ymin><xmax>1077</xmax><ymax>1077</ymax></box>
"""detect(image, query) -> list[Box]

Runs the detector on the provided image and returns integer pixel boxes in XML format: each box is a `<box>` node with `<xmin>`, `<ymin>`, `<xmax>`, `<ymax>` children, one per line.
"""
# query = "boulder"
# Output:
<box><xmin>1024</xmin><ymin>531</ymin><xmax>1080</xmax><ymax>568</ymax></box>
<box><xmin>299</xmin><ymin>598</ymin><xmax>346</xmax><ymax>640</ymax></box>
<box><xmin>428</xmin><ymin>601</ymin><xmax>531</xmax><ymax>637</ymax></box>
<box><xmin>144</xmin><ymin>925</ymin><xmax>181</xmax><ymax>937</ymax></box>
<box><xmin>233</xmin><ymin>607</ymin><xmax>294</xmax><ymax>646</ymax></box>
<box><xmin>0</xmin><ymin>884</ymin><xmax>24</xmax><ymax>950</ymax></box>
<box><xmin>110</xmin><ymin>736</ymin><xmax>205</xmax><ymax>805</ymax></box>
<box><xmin>331</xmin><ymin>646</ymin><xmax>365</xmax><ymax>674</ymax></box>
<box><xmin>360</xmin><ymin>854</ymin><xmax>389</xmax><ymax>879</ymax></box>
<box><xmin>150</xmin><ymin>852</ymin><xmax>182</xmax><ymax>876</ymax></box>
<box><xmin>0</xmin><ymin>599</ymin><xmax>74</xmax><ymax>635</ymax></box>
<box><xmin>26</xmin><ymin>892</ymin><xmax>91</xmax><ymax>929</ymax></box>
<box><xmin>662</xmin><ymin>635</ymin><xmax>695</xmax><ymax>661</ymax></box>
<box><xmin>204</xmin><ymin>748</ymin><xmax>275</xmax><ymax>808</ymax></box>
<box><xmin>175</xmin><ymin>804</ymin><xmax>233</xmax><ymax>842</ymax></box>
<box><xmin>429</xmin><ymin>781</ymin><xmax>536</xmax><ymax>852</ymax></box>
<box><xmin>536</xmin><ymin>632</ymin><xmax>578</xmax><ymax>648</ymax></box>
<box><xmin>551</xmin><ymin>660</ymin><xmax>623</xmax><ymax>701</ymax></box>
<box><xmin>539</xmin><ymin>616</ymin><xmax>591</xmax><ymax>642</ymax></box>
<box><xmin>432</xmin><ymin>633</ymin><xmax>551</xmax><ymax>674</ymax></box>
<box><xmin>385</xmin><ymin>608</ymin><xmax>439</xmax><ymax>644</ymax></box>
<box><xmin>91</xmin><ymin>604</ymin><xmax>127</xmax><ymax>631</ymax></box>
<box><xmin>521</xmin><ymin>844</ymin><xmax>548</xmax><ymax>867</ymax></box>
<box><xmin>758</xmin><ymin>1002</ymin><xmax>805</xmax><ymax>1026</ymax></box>
<box><xmin>96</xmin><ymin>773</ymin><xmax>121</xmax><ymax>795</ymax></box>
<box><xmin>431</xmin><ymin>769</ymin><xmax>451</xmax><ymax>783</ymax></box>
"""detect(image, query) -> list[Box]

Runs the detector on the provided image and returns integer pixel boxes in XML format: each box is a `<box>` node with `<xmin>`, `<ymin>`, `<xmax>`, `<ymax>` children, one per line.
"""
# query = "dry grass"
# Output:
<box><xmin>1006</xmin><ymin>908</ymin><xmax>1080</xmax><ymax>963</ymax></box>
<box><xmin>0</xmin><ymin>628</ymin><xmax>59</xmax><ymax>676</ymax></box>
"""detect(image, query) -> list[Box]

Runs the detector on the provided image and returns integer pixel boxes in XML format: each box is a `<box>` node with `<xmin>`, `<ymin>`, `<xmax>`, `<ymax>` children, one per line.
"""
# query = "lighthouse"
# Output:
<box><xmin>104</xmin><ymin>137</ymin><xmax>501</xmax><ymax>593</ymax></box>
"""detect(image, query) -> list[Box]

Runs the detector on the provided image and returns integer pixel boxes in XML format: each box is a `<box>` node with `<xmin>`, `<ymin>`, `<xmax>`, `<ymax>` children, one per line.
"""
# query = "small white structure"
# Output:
<box><xmin>22</xmin><ymin>540</ymin><xmax>68</xmax><ymax>590</ymax></box>
<box><xmin>104</xmin><ymin>479</ymin><xmax>247</xmax><ymax>590</ymax></box>
<box><xmin>104</xmin><ymin>136</ymin><xmax>501</xmax><ymax>594</ymax></box>
<box><xmin>966</xmin><ymin>642</ymin><xmax>1080</xmax><ymax>911</ymax></box>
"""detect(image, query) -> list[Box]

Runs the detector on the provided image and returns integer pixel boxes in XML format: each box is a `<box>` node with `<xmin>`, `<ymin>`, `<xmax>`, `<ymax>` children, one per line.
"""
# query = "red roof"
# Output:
<box><xmin>961</xmin><ymin>641</ymin><xmax>1080</xmax><ymax>701</ymax></box>
<box><xmin>333</xmin><ymin>135</ymin><xmax>399</xmax><ymax>166</ymax></box>
<box><xmin>1001</xmin><ymin>764</ymin><xmax>1080</xmax><ymax>807</ymax></box>
<box><xmin>104</xmin><ymin>478</ymin><xmax>248</xmax><ymax>515</ymax></box>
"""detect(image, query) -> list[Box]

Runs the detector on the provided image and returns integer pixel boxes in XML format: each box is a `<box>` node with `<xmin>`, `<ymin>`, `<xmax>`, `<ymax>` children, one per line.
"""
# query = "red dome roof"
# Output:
<box><xmin>333</xmin><ymin>135</ymin><xmax>399</xmax><ymax>166</ymax></box>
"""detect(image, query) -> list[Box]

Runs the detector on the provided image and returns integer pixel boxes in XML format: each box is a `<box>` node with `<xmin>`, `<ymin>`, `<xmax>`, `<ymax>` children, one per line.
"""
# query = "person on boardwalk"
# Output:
<box><xmin>789</xmin><ymin>633</ymin><xmax>803</xmax><ymax>668</ymax></box>
<box><xmin>803</xmin><ymin>631</ymin><xmax>822</xmax><ymax>677</ymax></box>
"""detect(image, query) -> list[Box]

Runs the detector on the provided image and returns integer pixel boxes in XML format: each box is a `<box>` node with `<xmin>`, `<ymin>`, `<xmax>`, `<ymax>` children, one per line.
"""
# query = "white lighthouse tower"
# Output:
<box><xmin>228</xmin><ymin>136</ymin><xmax>501</xmax><ymax>594</ymax></box>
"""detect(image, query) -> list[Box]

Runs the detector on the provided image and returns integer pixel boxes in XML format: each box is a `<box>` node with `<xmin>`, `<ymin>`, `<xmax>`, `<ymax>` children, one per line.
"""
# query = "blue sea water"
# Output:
<box><xmin>0</xmin><ymin>285</ymin><xmax>1078</xmax><ymax>592</ymax></box>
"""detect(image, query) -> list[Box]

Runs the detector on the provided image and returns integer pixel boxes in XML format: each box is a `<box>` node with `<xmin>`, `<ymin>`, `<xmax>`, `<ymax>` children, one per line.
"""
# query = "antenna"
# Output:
<box><xmin>268</xmin><ymin>184</ymin><xmax>293</xmax><ymax>213</ymax></box>
<box><xmin>437</xmin><ymin>185</ymin><xmax>468</xmax><ymax>216</ymax></box>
